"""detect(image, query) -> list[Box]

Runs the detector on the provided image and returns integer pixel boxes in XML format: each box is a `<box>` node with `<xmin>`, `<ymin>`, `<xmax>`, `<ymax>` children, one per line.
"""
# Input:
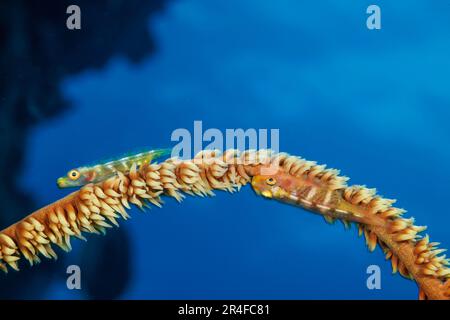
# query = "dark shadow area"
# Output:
<box><xmin>0</xmin><ymin>0</ymin><xmax>168</xmax><ymax>299</ymax></box>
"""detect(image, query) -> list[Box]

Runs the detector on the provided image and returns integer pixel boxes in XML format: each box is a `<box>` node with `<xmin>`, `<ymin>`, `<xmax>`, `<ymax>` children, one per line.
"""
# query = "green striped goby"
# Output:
<box><xmin>57</xmin><ymin>149</ymin><xmax>170</xmax><ymax>189</ymax></box>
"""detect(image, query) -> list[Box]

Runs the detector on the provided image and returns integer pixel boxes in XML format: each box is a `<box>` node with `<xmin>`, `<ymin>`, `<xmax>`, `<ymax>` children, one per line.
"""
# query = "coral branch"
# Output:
<box><xmin>369</xmin><ymin>223</ymin><xmax>448</xmax><ymax>300</ymax></box>
<box><xmin>0</xmin><ymin>150</ymin><xmax>448</xmax><ymax>300</ymax></box>
<box><xmin>342</xmin><ymin>185</ymin><xmax>450</xmax><ymax>300</ymax></box>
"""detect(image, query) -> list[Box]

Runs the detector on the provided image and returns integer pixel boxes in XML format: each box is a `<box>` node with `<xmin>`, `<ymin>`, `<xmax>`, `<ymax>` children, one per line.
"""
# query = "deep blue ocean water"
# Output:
<box><xmin>17</xmin><ymin>0</ymin><xmax>450</xmax><ymax>299</ymax></box>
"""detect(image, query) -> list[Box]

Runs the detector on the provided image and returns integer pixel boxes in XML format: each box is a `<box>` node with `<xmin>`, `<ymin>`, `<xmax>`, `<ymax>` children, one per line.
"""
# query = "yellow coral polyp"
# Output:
<box><xmin>0</xmin><ymin>149</ymin><xmax>448</xmax><ymax>300</ymax></box>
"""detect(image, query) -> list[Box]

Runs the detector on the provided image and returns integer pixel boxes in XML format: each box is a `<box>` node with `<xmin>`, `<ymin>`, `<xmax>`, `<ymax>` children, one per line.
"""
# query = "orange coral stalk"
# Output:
<box><xmin>249</xmin><ymin>153</ymin><xmax>450</xmax><ymax>300</ymax></box>
<box><xmin>0</xmin><ymin>150</ymin><xmax>448</xmax><ymax>300</ymax></box>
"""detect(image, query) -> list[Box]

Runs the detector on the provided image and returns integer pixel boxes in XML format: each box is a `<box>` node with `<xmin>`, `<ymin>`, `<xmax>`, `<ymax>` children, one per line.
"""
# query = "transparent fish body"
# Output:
<box><xmin>57</xmin><ymin>148</ymin><xmax>170</xmax><ymax>188</ymax></box>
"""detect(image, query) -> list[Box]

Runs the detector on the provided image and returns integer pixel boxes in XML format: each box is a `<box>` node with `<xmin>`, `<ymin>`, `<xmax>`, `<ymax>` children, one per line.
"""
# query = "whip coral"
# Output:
<box><xmin>0</xmin><ymin>150</ymin><xmax>448</xmax><ymax>300</ymax></box>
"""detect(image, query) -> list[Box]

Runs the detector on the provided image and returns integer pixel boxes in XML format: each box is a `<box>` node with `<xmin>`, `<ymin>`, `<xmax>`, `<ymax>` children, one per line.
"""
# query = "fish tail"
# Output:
<box><xmin>146</xmin><ymin>148</ymin><xmax>171</xmax><ymax>163</ymax></box>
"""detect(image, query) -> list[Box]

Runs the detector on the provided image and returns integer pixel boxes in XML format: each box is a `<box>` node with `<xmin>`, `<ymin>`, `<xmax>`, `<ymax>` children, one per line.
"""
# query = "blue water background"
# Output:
<box><xmin>18</xmin><ymin>0</ymin><xmax>450</xmax><ymax>299</ymax></box>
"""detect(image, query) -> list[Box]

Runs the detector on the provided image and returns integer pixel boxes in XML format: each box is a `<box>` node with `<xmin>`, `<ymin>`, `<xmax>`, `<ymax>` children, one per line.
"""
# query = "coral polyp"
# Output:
<box><xmin>0</xmin><ymin>150</ymin><xmax>448</xmax><ymax>300</ymax></box>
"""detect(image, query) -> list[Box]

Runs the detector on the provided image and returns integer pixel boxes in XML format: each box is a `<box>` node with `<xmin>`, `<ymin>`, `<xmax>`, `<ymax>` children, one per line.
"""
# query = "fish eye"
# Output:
<box><xmin>266</xmin><ymin>177</ymin><xmax>276</xmax><ymax>186</ymax></box>
<box><xmin>68</xmin><ymin>170</ymin><xmax>80</xmax><ymax>181</ymax></box>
